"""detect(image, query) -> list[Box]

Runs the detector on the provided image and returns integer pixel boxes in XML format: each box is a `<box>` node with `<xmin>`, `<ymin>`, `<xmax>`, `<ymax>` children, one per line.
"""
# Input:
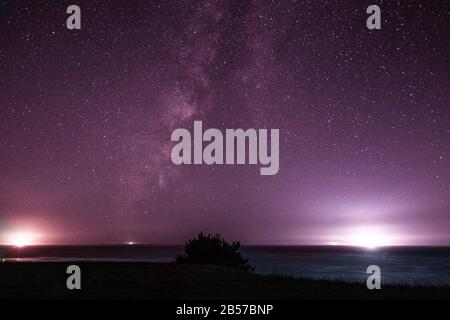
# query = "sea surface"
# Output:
<box><xmin>1</xmin><ymin>245</ymin><xmax>449</xmax><ymax>286</ymax></box>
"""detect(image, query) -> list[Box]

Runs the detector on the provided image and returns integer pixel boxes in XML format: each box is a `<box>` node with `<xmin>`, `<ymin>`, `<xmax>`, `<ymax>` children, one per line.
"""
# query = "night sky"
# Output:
<box><xmin>0</xmin><ymin>0</ymin><xmax>449</xmax><ymax>246</ymax></box>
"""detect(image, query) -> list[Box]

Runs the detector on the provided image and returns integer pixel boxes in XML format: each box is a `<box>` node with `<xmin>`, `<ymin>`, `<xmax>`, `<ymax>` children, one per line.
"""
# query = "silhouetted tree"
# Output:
<box><xmin>176</xmin><ymin>233</ymin><xmax>254</xmax><ymax>272</ymax></box>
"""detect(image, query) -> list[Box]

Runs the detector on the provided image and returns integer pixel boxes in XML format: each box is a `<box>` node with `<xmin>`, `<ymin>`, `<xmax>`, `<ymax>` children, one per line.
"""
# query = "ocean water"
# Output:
<box><xmin>1</xmin><ymin>245</ymin><xmax>449</xmax><ymax>286</ymax></box>
<box><xmin>243</xmin><ymin>246</ymin><xmax>450</xmax><ymax>286</ymax></box>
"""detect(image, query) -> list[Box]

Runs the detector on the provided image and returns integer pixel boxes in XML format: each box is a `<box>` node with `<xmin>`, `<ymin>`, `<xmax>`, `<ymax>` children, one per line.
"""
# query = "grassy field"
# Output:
<box><xmin>0</xmin><ymin>261</ymin><xmax>449</xmax><ymax>299</ymax></box>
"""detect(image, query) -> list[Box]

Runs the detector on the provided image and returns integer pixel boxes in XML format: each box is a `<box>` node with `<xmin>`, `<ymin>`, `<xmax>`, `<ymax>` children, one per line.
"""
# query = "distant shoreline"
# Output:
<box><xmin>2</xmin><ymin>244</ymin><xmax>450</xmax><ymax>247</ymax></box>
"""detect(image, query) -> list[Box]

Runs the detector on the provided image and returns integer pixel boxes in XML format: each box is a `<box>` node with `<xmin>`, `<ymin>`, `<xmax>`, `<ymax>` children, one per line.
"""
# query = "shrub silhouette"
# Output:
<box><xmin>176</xmin><ymin>233</ymin><xmax>254</xmax><ymax>272</ymax></box>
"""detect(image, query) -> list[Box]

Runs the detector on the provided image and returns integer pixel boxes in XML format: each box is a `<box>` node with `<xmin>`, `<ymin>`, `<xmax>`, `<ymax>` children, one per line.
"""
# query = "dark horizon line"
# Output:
<box><xmin>2</xmin><ymin>243</ymin><xmax>450</xmax><ymax>248</ymax></box>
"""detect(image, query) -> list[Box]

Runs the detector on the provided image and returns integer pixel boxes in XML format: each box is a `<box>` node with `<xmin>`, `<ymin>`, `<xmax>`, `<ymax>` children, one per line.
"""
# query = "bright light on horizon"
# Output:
<box><xmin>2</xmin><ymin>231</ymin><xmax>41</xmax><ymax>247</ymax></box>
<box><xmin>330</xmin><ymin>226</ymin><xmax>400</xmax><ymax>249</ymax></box>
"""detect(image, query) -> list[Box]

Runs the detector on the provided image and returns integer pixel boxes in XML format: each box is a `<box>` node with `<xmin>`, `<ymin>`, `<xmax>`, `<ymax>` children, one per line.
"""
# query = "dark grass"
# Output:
<box><xmin>0</xmin><ymin>262</ymin><xmax>449</xmax><ymax>300</ymax></box>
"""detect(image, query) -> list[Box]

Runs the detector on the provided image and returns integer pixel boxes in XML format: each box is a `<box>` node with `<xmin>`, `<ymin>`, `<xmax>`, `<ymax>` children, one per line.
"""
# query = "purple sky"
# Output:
<box><xmin>0</xmin><ymin>0</ymin><xmax>449</xmax><ymax>246</ymax></box>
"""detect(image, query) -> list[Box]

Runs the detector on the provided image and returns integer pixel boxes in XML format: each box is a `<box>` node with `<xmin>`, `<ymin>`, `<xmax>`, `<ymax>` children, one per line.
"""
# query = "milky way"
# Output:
<box><xmin>0</xmin><ymin>0</ymin><xmax>449</xmax><ymax>245</ymax></box>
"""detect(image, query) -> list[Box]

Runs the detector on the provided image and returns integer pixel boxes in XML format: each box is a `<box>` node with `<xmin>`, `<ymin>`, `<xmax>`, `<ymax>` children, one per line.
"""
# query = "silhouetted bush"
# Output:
<box><xmin>176</xmin><ymin>233</ymin><xmax>254</xmax><ymax>272</ymax></box>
